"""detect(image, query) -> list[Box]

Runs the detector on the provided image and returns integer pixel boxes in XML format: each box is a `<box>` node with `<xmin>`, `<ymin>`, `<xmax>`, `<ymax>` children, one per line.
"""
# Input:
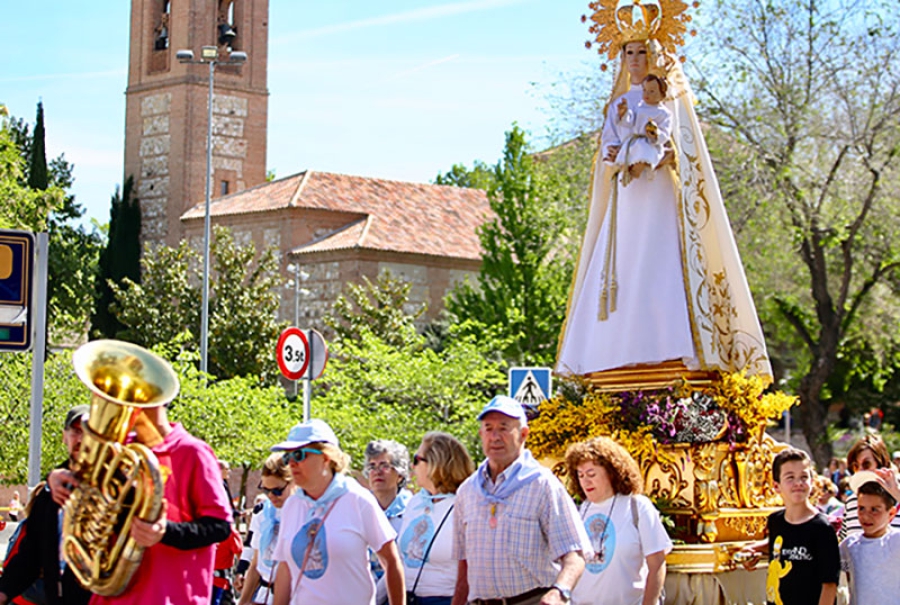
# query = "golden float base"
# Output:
<box><xmin>585</xmin><ymin>361</ymin><xmax>719</xmax><ymax>391</ymax></box>
<box><xmin>633</xmin><ymin>432</ymin><xmax>786</xmax><ymax>572</ymax></box>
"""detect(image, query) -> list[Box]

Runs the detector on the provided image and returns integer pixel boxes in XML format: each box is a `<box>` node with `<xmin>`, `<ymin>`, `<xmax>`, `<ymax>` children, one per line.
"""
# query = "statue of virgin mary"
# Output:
<box><xmin>556</xmin><ymin>0</ymin><xmax>771</xmax><ymax>382</ymax></box>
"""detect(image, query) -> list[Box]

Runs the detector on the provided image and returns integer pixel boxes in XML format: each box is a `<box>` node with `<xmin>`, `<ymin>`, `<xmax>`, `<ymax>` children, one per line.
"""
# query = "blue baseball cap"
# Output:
<box><xmin>271</xmin><ymin>419</ymin><xmax>340</xmax><ymax>451</ymax></box>
<box><xmin>477</xmin><ymin>395</ymin><xmax>528</xmax><ymax>425</ymax></box>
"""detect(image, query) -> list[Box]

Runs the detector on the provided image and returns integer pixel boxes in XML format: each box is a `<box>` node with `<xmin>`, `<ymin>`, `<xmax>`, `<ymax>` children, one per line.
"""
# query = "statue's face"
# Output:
<box><xmin>642</xmin><ymin>78</ymin><xmax>663</xmax><ymax>104</ymax></box>
<box><xmin>624</xmin><ymin>41</ymin><xmax>649</xmax><ymax>82</ymax></box>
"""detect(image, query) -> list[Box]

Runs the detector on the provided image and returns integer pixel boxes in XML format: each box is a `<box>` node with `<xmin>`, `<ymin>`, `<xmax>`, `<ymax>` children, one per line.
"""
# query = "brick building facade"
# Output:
<box><xmin>124</xmin><ymin>0</ymin><xmax>490</xmax><ymax>329</ymax></box>
<box><xmin>181</xmin><ymin>171</ymin><xmax>490</xmax><ymax>328</ymax></box>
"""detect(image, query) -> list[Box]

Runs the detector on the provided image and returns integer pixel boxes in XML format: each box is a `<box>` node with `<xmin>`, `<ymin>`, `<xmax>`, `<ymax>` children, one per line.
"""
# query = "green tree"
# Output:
<box><xmin>0</xmin><ymin>350</ymin><xmax>87</xmax><ymax>483</ymax></box>
<box><xmin>111</xmin><ymin>225</ymin><xmax>287</xmax><ymax>381</ymax></box>
<box><xmin>0</xmin><ymin>112</ymin><xmax>62</xmax><ymax>231</ymax></box>
<box><xmin>27</xmin><ymin>101</ymin><xmax>48</xmax><ymax>190</ymax></box>
<box><xmin>5</xmin><ymin>102</ymin><xmax>103</xmax><ymax>343</ymax></box>
<box><xmin>434</xmin><ymin>161</ymin><xmax>495</xmax><ymax>189</ymax></box>
<box><xmin>445</xmin><ymin>126</ymin><xmax>578</xmax><ymax>365</ymax></box>
<box><xmin>325</xmin><ymin>270</ymin><xmax>426</xmax><ymax>349</ymax></box>
<box><xmin>688</xmin><ymin>0</ymin><xmax>900</xmax><ymax>465</ymax></box>
<box><xmin>313</xmin><ymin>324</ymin><xmax>506</xmax><ymax>466</ymax></box>
<box><xmin>91</xmin><ymin>177</ymin><xmax>141</xmax><ymax>340</ymax></box>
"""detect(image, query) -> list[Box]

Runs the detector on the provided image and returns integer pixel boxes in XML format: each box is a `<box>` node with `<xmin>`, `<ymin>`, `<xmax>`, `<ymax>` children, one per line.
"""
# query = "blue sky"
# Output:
<box><xmin>3</xmin><ymin>0</ymin><xmax>597</xmax><ymax>225</ymax></box>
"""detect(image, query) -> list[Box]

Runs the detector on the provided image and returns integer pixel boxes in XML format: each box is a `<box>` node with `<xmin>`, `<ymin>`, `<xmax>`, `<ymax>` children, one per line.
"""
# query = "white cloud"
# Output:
<box><xmin>273</xmin><ymin>0</ymin><xmax>529</xmax><ymax>44</ymax></box>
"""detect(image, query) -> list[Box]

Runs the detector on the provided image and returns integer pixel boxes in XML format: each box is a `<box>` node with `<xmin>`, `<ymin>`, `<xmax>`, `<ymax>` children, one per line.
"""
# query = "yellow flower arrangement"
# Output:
<box><xmin>529</xmin><ymin>372</ymin><xmax>797</xmax><ymax>462</ymax></box>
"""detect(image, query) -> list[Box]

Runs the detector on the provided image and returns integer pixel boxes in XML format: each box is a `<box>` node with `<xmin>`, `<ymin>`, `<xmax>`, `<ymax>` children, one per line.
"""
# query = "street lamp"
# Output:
<box><xmin>285</xmin><ymin>262</ymin><xmax>310</xmax><ymax>398</ymax></box>
<box><xmin>177</xmin><ymin>45</ymin><xmax>247</xmax><ymax>375</ymax></box>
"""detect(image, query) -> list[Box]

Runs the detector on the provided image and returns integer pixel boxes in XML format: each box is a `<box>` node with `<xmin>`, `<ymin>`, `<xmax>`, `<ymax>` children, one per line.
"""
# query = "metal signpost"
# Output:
<box><xmin>276</xmin><ymin>327</ymin><xmax>329</xmax><ymax>422</ymax></box>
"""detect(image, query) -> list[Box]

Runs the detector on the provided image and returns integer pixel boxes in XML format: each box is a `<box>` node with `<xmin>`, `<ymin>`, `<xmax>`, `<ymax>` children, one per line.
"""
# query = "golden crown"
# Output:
<box><xmin>583</xmin><ymin>0</ymin><xmax>698</xmax><ymax>61</ymax></box>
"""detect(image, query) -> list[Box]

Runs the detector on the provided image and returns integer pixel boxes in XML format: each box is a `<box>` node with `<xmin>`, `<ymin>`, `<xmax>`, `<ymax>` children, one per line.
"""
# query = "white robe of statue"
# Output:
<box><xmin>556</xmin><ymin>57</ymin><xmax>772</xmax><ymax>380</ymax></box>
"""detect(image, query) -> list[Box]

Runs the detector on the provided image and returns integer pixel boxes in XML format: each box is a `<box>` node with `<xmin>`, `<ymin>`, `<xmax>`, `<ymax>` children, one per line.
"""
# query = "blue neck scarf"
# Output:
<box><xmin>258</xmin><ymin>499</ymin><xmax>281</xmax><ymax>568</ymax></box>
<box><xmin>294</xmin><ymin>473</ymin><xmax>349</xmax><ymax>521</ymax></box>
<box><xmin>384</xmin><ymin>487</ymin><xmax>412</xmax><ymax>519</ymax></box>
<box><xmin>413</xmin><ymin>489</ymin><xmax>453</xmax><ymax>511</ymax></box>
<box><xmin>474</xmin><ymin>450</ymin><xmax>543</xmax><ymax>505</ymax></box>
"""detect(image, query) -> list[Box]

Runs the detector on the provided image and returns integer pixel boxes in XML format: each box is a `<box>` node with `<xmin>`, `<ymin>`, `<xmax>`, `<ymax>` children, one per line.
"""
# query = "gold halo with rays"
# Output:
<box><xmin>583</xmin><ymin>0</ymin><xmax>698</xmax><ymax>61</ymax></box>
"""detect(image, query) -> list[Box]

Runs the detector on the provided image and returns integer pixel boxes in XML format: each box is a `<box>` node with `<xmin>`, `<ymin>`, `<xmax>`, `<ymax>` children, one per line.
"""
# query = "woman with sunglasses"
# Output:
<box><xmin>384</xmin><ymin>432</ymin><xmax>474</xmax><ymax>605</ymax></box>
<box><xmin>838</xmin><ymin>433</ymin><xmax>900</xmax><ymax>540</ymax></box>
<box><xmin>271</xmin><ymin>419</ymin><xmax>404</xmax><ymax>605</ymax></box>
<box><xmin>237</xmin><ymin>453</ymin><xmax>295</xmax><ymax>605</ymax></box>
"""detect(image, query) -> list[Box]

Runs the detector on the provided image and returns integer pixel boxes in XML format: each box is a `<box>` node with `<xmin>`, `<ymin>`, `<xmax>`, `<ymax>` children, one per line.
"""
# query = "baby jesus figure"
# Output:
<box><xmin>613</xmin><ymin>74</ymin><xmax>672</xmax><ymax>186</ymax></box>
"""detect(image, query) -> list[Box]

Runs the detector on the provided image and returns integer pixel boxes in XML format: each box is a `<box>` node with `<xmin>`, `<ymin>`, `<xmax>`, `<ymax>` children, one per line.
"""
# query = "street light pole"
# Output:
<box><xmin>177</xmin><ymin>46</ymin><xmax>247</xmax><ymax>375</ymax></box>
<box><xmin>286</xmin><ymin>262</ymin><xmax>310</xmax><ymax>399</ymax></box>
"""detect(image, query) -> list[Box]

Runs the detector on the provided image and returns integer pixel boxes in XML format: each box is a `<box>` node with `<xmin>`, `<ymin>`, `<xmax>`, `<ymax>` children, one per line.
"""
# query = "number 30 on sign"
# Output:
<box><xmin>276</xmin><ymin>327</ymin><xmax>310</xmax><ymax>380</ymax></box>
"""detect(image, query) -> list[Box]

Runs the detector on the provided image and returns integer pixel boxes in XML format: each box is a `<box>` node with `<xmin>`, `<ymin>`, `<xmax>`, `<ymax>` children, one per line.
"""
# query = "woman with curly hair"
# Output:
<box><xmin>564</xmin><ymin>437</ymin><xmax>671</xmax><ymax>605</ymax></box>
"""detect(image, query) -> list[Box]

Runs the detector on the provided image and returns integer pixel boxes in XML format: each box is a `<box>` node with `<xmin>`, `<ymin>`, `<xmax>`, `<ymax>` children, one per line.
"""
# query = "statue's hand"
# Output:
<box><xmin>604</xmin><ymin>145</ymin><xmax>621</xmax><ymax>163</ymax></box>
<box><xmin>617</xmin><ymin>98</ymin><xmax>628</xmax><ymax>120</ymax></box>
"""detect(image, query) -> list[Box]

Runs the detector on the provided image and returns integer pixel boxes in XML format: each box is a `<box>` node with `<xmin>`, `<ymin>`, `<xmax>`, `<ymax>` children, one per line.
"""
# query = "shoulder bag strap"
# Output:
<box><xmin>410</xmin><ymin>503</ymin><xmax>455</xmax><ymax>596</ymax></box>
<box><xmin>288</xmin><ymin>496</ymin><xmax>342</xmax><ymax>601</ymax></box>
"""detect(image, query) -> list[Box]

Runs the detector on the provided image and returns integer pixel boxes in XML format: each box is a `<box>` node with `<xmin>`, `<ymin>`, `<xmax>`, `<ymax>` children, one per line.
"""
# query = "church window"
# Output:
<box><xmin>217</xmin><ymin>0</ymin><xmax>238</xmax><ymax>50</ymax></box>
<box><xmin>154</xmin><ymin>0</ymin><xmax>171</xmax><ymax>51</ymax></box>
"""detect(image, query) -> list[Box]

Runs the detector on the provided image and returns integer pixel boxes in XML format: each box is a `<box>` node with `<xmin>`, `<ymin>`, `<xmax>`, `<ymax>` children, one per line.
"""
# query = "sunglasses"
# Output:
<box><xmin>282</xmin><ymin>447</ymin><xmax>322</xmax><ymax>464</ymax></box>
<box><xmin>258</xmin><ymin>483</ymin><xmax>288</xmax><ymax>497</ymax></box>
<box><xmin>413</xmin><ymin>454</ymin><xmax>428</xmax><ymax>466</ymax></box>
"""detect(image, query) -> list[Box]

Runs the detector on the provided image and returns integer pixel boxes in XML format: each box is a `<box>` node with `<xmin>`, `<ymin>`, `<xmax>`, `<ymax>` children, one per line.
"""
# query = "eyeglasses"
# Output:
<box><xmin>282</xmin><ymin>448</ymin><xmax>322</xmax><ymax>464</ymax></box>
<box><xmin>365</xmin><ymin>461</ymin><xmax>395</xmax><ymax>475</ymax></box>
<box><xmin>258</xmin><ymin>483</ymin><xmax>289</xmax><ymax>497</ymax></box>
<box><xmin>413</xmin><ymin>454</ymin><xmax>428</xmax><ymax>466</ymax></box>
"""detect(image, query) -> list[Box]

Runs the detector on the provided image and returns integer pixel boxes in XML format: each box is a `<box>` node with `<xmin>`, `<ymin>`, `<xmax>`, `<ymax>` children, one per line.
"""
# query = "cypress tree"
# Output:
<box><xmin>27</xmin><ymin>101</ymin><xmax>48</xmax><ymax>191</ymax></box>
<box><xmin>91</xmin><ymin>177</ymin><xmax>142</xmax><ymax>339</ymax></box>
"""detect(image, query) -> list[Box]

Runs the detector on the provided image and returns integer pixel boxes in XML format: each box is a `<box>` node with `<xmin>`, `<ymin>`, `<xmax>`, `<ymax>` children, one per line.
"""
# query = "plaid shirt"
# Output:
<box><xmin>453</xmin><ymin>451</ymin><xmax>591</xmax><ymax>599</ymax></box>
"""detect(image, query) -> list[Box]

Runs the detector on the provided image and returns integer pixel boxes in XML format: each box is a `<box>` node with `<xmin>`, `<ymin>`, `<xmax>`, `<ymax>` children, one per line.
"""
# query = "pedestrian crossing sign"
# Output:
<box><xmin>508</xmin><ymin>367</ymin><xmax>552</xmax><ymax>418</ymax></box>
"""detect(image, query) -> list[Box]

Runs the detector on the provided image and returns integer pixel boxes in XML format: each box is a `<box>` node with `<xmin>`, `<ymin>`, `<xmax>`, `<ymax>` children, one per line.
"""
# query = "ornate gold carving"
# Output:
<box><xmin>723</xmin><ymin>515</ymin><xmax>767</xmax><ymax>537</ymax></box>
<box><xmin>585</xmin><ymin>0</ymin><xmax>696</xmax><ymax>60</ymax></box>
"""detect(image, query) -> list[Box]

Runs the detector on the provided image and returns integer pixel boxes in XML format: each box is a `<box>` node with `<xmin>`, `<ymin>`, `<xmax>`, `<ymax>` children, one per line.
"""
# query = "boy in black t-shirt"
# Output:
<box><xmin>739</xmin><ymin>448</ymin><xmax>840</xmax><ymax>605</ymax></box>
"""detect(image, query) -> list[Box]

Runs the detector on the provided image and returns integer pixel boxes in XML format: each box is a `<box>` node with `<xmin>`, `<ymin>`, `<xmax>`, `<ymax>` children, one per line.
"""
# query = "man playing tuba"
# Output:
<box><xmin>49</xmin><ymin>343</ymin><xmax>233</xmax><ymax>605</ymax></box>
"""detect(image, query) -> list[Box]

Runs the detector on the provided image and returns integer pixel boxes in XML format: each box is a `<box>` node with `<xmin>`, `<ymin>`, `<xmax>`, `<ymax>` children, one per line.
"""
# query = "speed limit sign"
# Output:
<box><xmin>276</xmin><ymin>327</ymin><xmax>309</xmax><ymax>380</ymax></box>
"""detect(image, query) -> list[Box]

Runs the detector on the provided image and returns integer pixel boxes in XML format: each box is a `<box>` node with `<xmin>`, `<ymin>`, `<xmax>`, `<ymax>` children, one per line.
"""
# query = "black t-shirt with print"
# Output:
<box><xmin>766</xmin><ymin>510</ymin><xmax>840</xmax><ymax>605</ymax></box>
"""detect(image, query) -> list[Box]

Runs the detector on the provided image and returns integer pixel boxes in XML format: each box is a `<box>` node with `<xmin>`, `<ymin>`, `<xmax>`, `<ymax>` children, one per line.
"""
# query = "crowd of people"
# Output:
<box><xmin>0</xmin><ymin>394</ymin><xmax>678</xmax><ymax>605</ymax></box>
<box><xmin>3</xmin><ymin>394</ymin><xmax>900</xmax><ymax>605</ymax></box>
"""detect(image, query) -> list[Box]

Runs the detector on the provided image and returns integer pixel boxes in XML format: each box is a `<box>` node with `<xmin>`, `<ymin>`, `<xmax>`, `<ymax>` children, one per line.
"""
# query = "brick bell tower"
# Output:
<box><xmin>124</xmin><ymin>0</ymin><xmax>269</xmax><ymax>248</ymax></box>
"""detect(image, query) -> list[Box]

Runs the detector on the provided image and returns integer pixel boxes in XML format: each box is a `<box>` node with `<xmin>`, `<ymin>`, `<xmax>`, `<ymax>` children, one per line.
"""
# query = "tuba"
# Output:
<box><xmin>63</xmin><ymin>340</ymin><xmax>179</xmax><ymax>596</ymax></box>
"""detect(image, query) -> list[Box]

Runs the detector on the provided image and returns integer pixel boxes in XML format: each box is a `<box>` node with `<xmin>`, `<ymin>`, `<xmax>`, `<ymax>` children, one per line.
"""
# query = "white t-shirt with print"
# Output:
<box><xmin>572</xmin><ymin>494</ymin><xmax>672</xmax><ymax>605</ymax></box>
<box><xmin>273</xmin><ymin>478</ymin><xmax>396</xmax><ymax>605</ymax></box>
<box><xmin>249</xmin><ymin>503</ymin><xmax>282</xmax><ymax>585</ymax></box>
<box><xmin>397</xmin><ymin>491</ymin><xmax>457</xmax><ymax>597</ymax></box>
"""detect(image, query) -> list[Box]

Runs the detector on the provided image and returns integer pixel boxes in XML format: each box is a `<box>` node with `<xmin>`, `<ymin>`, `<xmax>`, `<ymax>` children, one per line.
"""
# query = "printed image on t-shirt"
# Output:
<box><xmin>400</xmin><ymin>514</ymin><xmax>435</xmax><ymax>568</ymax></box>
<box><xmin>291</xmin><ymin>518</ymin><xmax>329</xmax><ymax>579</ymax></box>
<box><xmin>261</xmin><ymin>520</ymin><xmax>280</xmax><ymax>565</ymax></box>
<box><xmin>584</xmin><ymin>512</ymin><xmax>616</xmax><ymax>573</ymax></box>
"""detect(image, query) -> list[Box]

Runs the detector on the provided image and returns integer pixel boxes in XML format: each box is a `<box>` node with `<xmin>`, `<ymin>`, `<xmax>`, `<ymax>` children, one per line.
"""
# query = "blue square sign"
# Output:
<box><xmin>509</xmin><ymin>367</ymin><xmax>552</xmax><ymax>417</ymax></box>
<box><xmin>0</xmin><ymin>230</ymin><xmax>34</xmax><ymax>351</ymax></box>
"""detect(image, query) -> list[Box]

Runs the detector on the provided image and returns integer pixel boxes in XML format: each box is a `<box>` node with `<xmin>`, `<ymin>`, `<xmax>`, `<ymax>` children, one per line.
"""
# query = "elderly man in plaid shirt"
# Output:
<box><xmin>451</xmin><ymin>396</ymin><xmax>591</xmax><ymax>605</ymax></box>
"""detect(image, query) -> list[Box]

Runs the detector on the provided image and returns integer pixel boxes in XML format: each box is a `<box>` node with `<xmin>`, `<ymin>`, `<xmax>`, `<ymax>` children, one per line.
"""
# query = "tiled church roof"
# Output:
<box><xmin>181</xmin><ymin>170</ymin><xmax>491</xmax><ymax>261</ymax></box>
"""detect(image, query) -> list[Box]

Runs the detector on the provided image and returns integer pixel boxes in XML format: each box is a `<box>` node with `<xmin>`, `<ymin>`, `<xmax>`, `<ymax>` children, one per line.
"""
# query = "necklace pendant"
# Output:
<box><xmin>489</xmin><ymin>503</ymin><xmax>498</xmax><ymax>529</ymax></box>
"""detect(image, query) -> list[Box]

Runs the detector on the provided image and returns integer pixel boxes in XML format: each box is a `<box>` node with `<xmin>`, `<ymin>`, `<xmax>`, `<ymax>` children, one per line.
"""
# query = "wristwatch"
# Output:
<box><xmin>551</xmin><ymin>583</ymin><xmax>572</xmax><ymax>603</ymax></box>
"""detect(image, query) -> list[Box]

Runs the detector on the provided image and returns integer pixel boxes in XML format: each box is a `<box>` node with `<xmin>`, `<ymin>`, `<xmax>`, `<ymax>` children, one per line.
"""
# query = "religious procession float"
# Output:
<box><xmin>533</xmin><ymin>1</ymin><xmax>797</xmax><ymax>602</ymax></box>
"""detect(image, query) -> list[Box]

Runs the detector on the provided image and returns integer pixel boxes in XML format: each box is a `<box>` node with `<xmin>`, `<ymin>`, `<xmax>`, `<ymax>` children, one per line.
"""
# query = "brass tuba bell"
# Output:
<box><xmin>63</xmin><ymin>340</ymin><xmax>179</xmax><ymax>596</ymax></box>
